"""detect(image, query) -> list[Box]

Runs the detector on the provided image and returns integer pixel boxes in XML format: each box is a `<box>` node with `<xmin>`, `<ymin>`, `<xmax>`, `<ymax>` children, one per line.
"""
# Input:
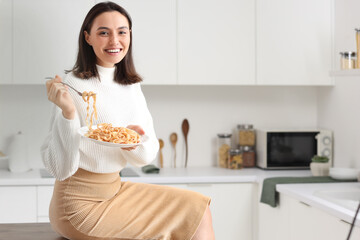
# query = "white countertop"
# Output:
<box><xmin>0</xmin><ymin>167</ymin><xmax>312</xmax><ymax>186</ymax></box>
<box><xmin>277</xmin><ymin>182</ymin><xmax>360</xmax><ymax>227</ymax></box>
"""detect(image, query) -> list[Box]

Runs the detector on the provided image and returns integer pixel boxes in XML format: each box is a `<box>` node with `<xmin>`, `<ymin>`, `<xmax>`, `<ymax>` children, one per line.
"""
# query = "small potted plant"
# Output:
<box><xmin>310</xmin><ymin>155</ymin><xmax>330</xmax><ymax>176</ymax></box>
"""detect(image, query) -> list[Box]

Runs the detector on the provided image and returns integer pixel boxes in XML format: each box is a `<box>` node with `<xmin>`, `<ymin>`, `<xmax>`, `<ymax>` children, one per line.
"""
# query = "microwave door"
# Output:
<box><xmin>267</xmin><ymin>132</ymin><xmax>319</xmax><ymax>169</ymax></box>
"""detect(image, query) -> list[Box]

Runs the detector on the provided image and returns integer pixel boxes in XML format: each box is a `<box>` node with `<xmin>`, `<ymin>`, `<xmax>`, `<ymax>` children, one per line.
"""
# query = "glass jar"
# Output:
<box><xmin>356</xmin><ymin>28</ymin><xmax>360</xmax><ymax>68</ymax></box>
<box><xmin>237</xmin><ymin>124</ymin><xmax>256</xmax><ymax>147</ymax></box>
<box><xmin>240</xmin><ymin>146</ymin><xmax>256</xmax><ymax>168</ymax></box>
<box><xmin>340</xmin><ymin>52</ymin><xmax>356</xmax><ymax>70</ymax></box>
<box><xmin>217</xmin><ymin>134</ymin><xmax>231</xmax><ymax>168</ymax></box>
<box><xmin>228</xmin><ymin>148</ymin><xmax>243</xmax><ymax>169</ymax></box>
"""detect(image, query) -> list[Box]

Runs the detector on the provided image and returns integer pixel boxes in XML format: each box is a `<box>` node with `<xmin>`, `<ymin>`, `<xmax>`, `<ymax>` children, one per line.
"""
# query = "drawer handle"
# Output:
<box><xmin>187</xmin><ymin>184</ymin><xmax>212</xmax><ymax>187</ymax></box>
<box><xmin>340</xmin><ymin>219</ymin><xmax>351</xmax><ymax>225</ymax></box>
<box><xmin>299</xmin><ymin>201</ymin><xmax>311</xmax><ymax>207</ymax></box>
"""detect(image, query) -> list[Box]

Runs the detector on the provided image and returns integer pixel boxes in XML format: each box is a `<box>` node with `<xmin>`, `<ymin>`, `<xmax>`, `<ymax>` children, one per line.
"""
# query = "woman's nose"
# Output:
<box><xmin>109</xmin><ymin>34</ymin><xmax>119</xmax><ymax>45</ymax></box>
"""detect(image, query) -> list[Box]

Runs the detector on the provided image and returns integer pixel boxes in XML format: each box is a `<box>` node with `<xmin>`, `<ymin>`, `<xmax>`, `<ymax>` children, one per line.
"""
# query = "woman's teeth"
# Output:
<box><xmin>106</xmin><ymin>49</ymin><xmax>120</xmax><ymax>53</ymax></box>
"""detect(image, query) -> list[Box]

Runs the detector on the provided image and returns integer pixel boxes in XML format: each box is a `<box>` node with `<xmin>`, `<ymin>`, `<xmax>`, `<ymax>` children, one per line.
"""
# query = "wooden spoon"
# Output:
<box><xmin>170</xmin><ymin>133</ymin><xmax>178</xmax><ymax>168</ymax></box>
<box><xmin>181</xmin><ymin>119</ymin><xmax>190</xmax><ymax>167</ymax></box>
<box><xmin>158</xmin><ymin>139</ymin><xmax>164</xmax><ymax>168</ymax></box>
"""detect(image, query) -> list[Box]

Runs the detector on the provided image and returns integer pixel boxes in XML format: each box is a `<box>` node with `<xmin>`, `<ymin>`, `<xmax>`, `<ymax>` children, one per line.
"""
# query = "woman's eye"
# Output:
<box><xmin>99</xmin><ymin>31</ymin><xmax>108</xmax><ymax>36</ymax></box>
<box><xmin>119</xmin><ymin>31</ymin><xmax>127</xmax><ymax>35</ymax></box>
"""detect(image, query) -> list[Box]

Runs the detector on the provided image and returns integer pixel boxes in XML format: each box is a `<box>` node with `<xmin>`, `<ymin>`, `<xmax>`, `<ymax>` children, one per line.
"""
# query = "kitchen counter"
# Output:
<box><xmin>277</xmin><ymin>182</ymin><xmax>360</xmax><ymax>227</ymax></box>
<box><xmin>0</xmin><ymin>166</ymin><xmax>312</xmax><ymax>186</ymax></box>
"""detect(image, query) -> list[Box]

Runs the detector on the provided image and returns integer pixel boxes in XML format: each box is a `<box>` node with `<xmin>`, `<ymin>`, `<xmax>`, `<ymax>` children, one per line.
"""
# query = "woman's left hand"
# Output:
<box><xmin>122</xmin><ymin>125</ymin><xmax>145</xmax><ymax>151</ymax></box>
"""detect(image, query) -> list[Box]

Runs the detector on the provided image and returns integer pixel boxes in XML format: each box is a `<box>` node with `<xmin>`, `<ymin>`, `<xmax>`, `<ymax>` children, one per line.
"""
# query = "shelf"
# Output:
<box><xmin>330</xmin><ymin>69</ymin><xmax>360</xmax><ymax>77</ymax></box>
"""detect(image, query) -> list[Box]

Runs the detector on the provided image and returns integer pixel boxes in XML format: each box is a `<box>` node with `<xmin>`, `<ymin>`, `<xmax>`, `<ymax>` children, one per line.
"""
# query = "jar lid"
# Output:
<box><xmin>237</xmin><ymin>124</ymin><xmax>253</xmax><ymax>129</ymax></box>
<box><xmin>217</xmin><ymin>133</ymin><xmax>232</xmax><ymax>138</ymax></box>
<box><xmin>229</xmin><ymin>148</ymin><xmax>242</xmax><ymax>154</ymax></box>
<box><xmin>240</xmin><ymin>146</ymin><xmax>255</xmax><ymax>151</ymax></box>
<box><xmin>339</xmin><ymin>52</ymin><xmax>356</xmax><ymax>57</ymax></box>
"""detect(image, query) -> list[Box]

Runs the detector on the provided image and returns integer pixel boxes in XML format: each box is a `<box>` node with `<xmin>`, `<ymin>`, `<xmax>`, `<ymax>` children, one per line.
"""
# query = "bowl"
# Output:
<box><xmin>329</xmin><ymin>168</ymin><xmax>358</xmax><ymax>180</ymax></box>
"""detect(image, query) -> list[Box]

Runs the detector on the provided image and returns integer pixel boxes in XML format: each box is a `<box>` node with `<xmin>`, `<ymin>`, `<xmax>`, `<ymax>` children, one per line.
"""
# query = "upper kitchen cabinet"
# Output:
<box><xmin>178</xmin><ymin>0</ymin><xmax>256</xmax><ymax>85</ymax></box>
<box><xmin>256</xmin><ymin>0</ymin><xmax>333</xmax><ymax>85</ymax></box>
<box><xmin>13</xmin><ymin>0</ymin><xmax>95</xmax><ymax>84</ymax></box>
<box><xmin>0</xmin><ymin>0</ymin><xmax>12</xmax><ymax>84</ymax></box>
<box><xmin>96</xmin><ymin>0</ymin><xmax>177</xmax><ymax>85</ymax></box>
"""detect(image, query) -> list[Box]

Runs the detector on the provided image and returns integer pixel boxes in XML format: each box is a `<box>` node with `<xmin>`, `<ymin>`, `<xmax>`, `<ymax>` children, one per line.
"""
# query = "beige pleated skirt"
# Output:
<box><xmin>49</xmin><ymin>168</ymin><xmax>211</xmax><ymax>240</ymax></box>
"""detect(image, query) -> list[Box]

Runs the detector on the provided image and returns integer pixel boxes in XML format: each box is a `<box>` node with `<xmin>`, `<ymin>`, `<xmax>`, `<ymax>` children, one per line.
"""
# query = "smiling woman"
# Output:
<box><xmin>41</xmin><ymin>2</ymin><xmax>214</xmax><ymax>240</ymax></box>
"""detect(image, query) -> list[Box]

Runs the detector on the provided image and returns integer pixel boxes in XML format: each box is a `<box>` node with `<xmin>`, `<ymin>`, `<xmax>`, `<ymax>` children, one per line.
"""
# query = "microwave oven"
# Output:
<box><xmin>256</xmin><ymin>129</ymin><xmax>333</xmax><ymax>170</ymax></box>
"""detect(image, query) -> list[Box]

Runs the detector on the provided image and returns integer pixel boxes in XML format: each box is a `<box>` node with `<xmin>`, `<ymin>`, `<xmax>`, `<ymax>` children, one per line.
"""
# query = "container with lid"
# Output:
<box><xmin>237</xmin><ymin>124</ymin><xmax>256</xmax><ymax>147</ymax></box>
<box><xmin>228</xmin><ymin>148</ymin><xmax>243</xmax><ymax>169</ymax></box>
<box><xmin>356</xmin><ymin>28</ymin><xmax>360</xmax><ymax>68</ymax></box>
<box><xmin>217</xmin><ymin>134</ymin><xmax>231</xmax><ymax>168</ymax></box>
<box><xmin>240</xmin><ymin>146</ymin><xmax>256</xmax><ymax>168</ymax></box>
<box><xmin>340</xmin><ymin>52</ymin><xmax>356</xmax><ymax>70</ymax></box>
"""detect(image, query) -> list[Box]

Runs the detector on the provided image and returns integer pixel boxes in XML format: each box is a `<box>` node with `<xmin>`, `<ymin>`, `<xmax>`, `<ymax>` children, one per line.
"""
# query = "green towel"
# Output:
<box><xmin>141</xmin><ymin>164</ymin><xmax>160</xmax><ymax>174</ymax></box>
<box><xmin>260</xmin><ymin>176</ymin><xmax>357</xmax><ymax>208</ymax></box>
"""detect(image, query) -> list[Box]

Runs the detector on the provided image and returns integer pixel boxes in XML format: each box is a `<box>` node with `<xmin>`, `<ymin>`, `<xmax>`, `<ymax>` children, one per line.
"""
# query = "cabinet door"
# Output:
<box><xmin>288</xmin><ymin>196</ymin><xmax>357</xmax><ymax>240</ymax></box>
<box><xmin>0</xmin><ymin>0</ymin><xmax>12</xmax><ymax>84</ymax></box>
<box><xmin>37</xmin><ymin>186</ymin><xmax>53</xmax><ymax>222</ymax></box>
<box><xmin>97</xmin><ymin>0</ymin><xmax>177</xmax><ymax>85</ymax></box>
<box><xmin>258</xmin><ymin>194</ymin><xmax>292</xmax><ymax>240</ymax></box>
<box><xmin>13</xmin><ymin>0</ymin><xmax>95</xmax><ymax>84</ymax></box>
<box><xmin>0</xmin><ymin>186</ymin><xmax>37</xmax><ymax>223</ymax></box>
<box><xmin>178</xmin><ymin>0</ymin><xmax>255</xmax><ymax>85</ymax></box>
<box><xmin>186</xmin><ymin>183</ymin><xmax>254</xmax><ymax>240</ymax></box>
<box><xmin>256</xmin><ymin>0</ymin><xmax>333</xmax><ymax>85</ymax></box>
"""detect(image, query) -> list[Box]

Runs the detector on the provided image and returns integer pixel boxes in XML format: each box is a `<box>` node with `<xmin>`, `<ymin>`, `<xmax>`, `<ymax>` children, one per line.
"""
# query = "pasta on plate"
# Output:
<box><xmin>80</xmin><ymin>91</ymin><xmax>141</xmax><ymax>146</ymax></box>
<box><xmin>86</xmin><ymin>123</ymin><xmax>141</xmax><ymax>144</ymax></box>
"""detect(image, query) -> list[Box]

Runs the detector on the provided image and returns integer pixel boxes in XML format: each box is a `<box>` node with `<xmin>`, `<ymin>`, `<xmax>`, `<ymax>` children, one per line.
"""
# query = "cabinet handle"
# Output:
<box><xmin>299</xmin><ymin>201</ymin><xmax>311</xmax><ymax>207</ymax></box>
<box><xmin>187</xmin><ymin>183</ymin><xmax>213</xmax><ymax>187</ymax></box>
<box><xmin>340</xmin><ymin>219</ymin><xmax>351</xmax><ymax>225</ymax></box>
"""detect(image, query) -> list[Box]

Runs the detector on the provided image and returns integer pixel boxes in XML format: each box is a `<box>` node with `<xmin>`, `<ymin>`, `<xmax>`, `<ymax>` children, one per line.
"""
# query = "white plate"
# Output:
<box><xmin>78</xmin><ymin>125</ymin><xmax>148</xmax><ymax>148</ymax></box>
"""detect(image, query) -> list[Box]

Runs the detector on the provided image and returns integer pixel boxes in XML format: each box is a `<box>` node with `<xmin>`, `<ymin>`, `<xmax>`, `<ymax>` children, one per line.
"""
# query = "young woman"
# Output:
<box><xmin>41</xmin><ymin>2</ymin><xmax>214</xmax><ymax>240</ymax></box>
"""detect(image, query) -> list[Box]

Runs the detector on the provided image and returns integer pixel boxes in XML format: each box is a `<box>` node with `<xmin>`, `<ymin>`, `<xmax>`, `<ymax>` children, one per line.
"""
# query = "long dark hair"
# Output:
<box><xmin>68</xmin><ymin>1</ymin><xmax>142</xmax><ymax>85</ymax></box>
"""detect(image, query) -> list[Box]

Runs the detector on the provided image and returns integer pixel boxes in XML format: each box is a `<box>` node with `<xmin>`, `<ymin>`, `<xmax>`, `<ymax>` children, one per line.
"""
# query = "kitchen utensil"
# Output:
<box><xmin>181</xmin><ymin>119</ymin><xmax>189</xmax><ymax>167</ymax></box>
<box><xmin>158</xmin><ymin>139</ymin><xmax>164</xmax><ymax>168</ymax></box>
<box><xmin>170</xmin><ymin>133</ymin><xmax>178</xmax><ymax>168</ymax></box>
<box><xmin>45</xmin><ymin>77</ymin><xmax>83</xmax><ymax>96</ymax></box>
<box><xmin>8</xmin><ymin>131</ymin><xmax>30</xmax><ymax>173</ymax></box>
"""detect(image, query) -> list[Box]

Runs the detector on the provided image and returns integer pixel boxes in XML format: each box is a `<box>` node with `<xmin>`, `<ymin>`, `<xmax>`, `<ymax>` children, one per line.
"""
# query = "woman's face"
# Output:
<box><xmin>85</xmin><ymin>11</ymin><xmax>130</xmax><ymax>68</ymax></box>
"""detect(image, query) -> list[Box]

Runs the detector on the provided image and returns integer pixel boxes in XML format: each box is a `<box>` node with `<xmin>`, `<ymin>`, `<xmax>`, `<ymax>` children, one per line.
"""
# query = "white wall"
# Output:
<box><xmin>317</xmin><ymin>0</ymin><xmax>360</xmax><ymax>168</ymax></box>
<box><xmin>0</xmin><ymin>85</ymin><xmax>318</xmax><ymax>169</ymax></box>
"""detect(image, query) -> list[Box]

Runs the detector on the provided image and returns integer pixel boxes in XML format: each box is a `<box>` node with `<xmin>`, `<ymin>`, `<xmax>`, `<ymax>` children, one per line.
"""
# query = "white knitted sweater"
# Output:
<box><xmin>41</xmin><ymin>65</ymin><xmax>159</xmax><ymax>181</ymax></box>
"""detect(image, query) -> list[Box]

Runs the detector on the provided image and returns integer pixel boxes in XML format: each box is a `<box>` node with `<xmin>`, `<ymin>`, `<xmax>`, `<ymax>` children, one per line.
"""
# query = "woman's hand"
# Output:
<box><xmin>46</xmin><ymin>75</ymin><xmax>76</xmax><ymax>120</ymax></box>
<box><xmin>122</xmin><ymin>125</ymin><xmax>145</xmax><ymax>151</ymax></box>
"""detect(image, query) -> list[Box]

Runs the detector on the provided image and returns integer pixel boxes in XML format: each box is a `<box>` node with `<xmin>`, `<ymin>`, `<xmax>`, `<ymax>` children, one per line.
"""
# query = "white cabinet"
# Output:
<box><xmin>259</xmin><ymin>193</ymin><xmax>360</xmax><ymax>240</ymax></box>
<box><xmin>258</xmin><ymin>194</ymin><xmax>292</xmax><ymax>240</ymax></box>
<box><xmin>256</xmin><ymin>0</ymin><xmax>333</xmax><ymax>85</ymax></box>
<box><xmin>178</xmin><ymin>0</ymin><xmax>256</xmax><ymax>85</ymax></box>
<box><xmin>97</xmin><ymin>0</ymin><xmax>177</xmax><ymax>85</ymax></box>
<box><xmin>0</xmin><ymin>0</ymin><xmax>12</xmax><ymax>84</ymax></box>
<box><xmin>37</xmin><ymin>186</ymin><xmax>53</xmax><ymax>222</ymax></box>
<box><xmin>13</xmin><ymin>0</ymin><xmax>95</xmax><ymax>84</ymax></box>
<box><xmin>167</xmin><ymin>183</ymin><xmax>255</xmax><ymax>240</ymax></box>
<box><xmin>0</xmin><ymin>186</ymin><xmax>37</xmax><ymax>223</ymax></box>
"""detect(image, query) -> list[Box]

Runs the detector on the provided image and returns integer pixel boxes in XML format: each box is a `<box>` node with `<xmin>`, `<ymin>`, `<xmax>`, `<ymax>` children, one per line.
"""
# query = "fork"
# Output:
<box><xmin>45</xmin><ymin>77</ymin><xmax>83</xmax><ymax>96</ymax></box>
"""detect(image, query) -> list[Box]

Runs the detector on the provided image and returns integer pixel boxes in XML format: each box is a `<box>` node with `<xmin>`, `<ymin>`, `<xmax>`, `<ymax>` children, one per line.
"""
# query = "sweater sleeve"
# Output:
<box><xmin>120</xmin><ymin>85</ymin><xmax>159</xmax><ymax>167</ymax></box>
<box><xmin>40</xmin><ymin>104</ymin><xmax>81</xmax><ymax>181</ymax></box>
